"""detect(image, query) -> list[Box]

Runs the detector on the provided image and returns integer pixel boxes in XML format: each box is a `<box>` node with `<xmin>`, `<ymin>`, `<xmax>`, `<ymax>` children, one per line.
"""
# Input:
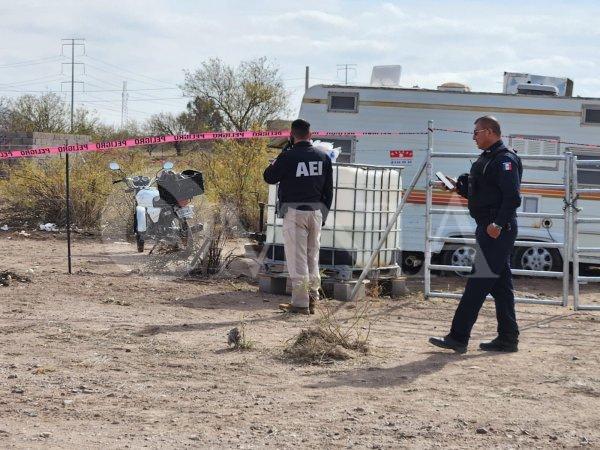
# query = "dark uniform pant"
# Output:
<box><xmin>449</xmin><ymin>218</ymin><xmax>519</xmax><ymax>344</ymax></box>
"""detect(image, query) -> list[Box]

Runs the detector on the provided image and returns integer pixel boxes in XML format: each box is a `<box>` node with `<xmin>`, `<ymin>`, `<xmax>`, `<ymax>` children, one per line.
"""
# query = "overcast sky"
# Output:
<box><xmin>1</xmin><ymin>0</ymin><xmax>599</xmax><ymax>127</ymax></box>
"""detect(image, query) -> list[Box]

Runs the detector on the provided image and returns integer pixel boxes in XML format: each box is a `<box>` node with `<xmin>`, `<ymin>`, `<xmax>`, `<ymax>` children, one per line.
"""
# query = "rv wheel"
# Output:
<box><xmin>512</xmin><ymin>246</ymin><xmax>562</xmax><ymax>272</ymax></box>
<box><xmin>442</xmin><ymin>245</ymin><xmax>476</xmax><ymax>277</ymax></box>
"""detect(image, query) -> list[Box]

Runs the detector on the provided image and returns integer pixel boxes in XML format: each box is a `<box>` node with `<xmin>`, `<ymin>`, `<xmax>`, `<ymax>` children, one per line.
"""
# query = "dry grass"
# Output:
<box><xmin>284</xmin><ymin>326</ymin><xmax>369</xmax><ymax>363</ymax></box>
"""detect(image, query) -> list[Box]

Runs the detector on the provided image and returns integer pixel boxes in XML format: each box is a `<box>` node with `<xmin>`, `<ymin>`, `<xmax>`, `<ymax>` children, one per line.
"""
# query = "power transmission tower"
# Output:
<box><xmin>336</xmin><ymin>64</ymin><xmax>357</xmax><ymax>85</ymax></box>
<box><xmin>60</xmin><ymin>38</ymin><xmax>85</xmax><ymax>275</ymax></box>
<box><xmin>121</xmin><ymin>81</ymin><xmax>128</xmax><ymax>128</ymax></box>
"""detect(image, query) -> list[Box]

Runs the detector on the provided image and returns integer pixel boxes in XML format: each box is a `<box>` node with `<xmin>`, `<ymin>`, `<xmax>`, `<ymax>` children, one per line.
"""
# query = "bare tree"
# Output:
<box><xmin>179</xmin><ymin>97</ymin><xmax>223</xmax><ymax>133</ymax></box>
<box><xmin>146</xmin><ymin>112</ymin><xmax>187</xmax><ymax>155</ymax></box>
<box><xmin>72</xmin><ymin>107</ymin><xmax>101</xmax><ymax>136</ymax></box>
<box><xmin>7</xmin><ymin>93</ymin><xmax>69</xmax><ymax>132</ymax></box>
<box><xmin>0</xmin><ymin>97</ymin><xmax>11</xmax><ymax>133</ymax></box>
<box><xmin>181</xmin><ymin>57</ymin><xmax>288</xmax><ymax>131</ymax></box>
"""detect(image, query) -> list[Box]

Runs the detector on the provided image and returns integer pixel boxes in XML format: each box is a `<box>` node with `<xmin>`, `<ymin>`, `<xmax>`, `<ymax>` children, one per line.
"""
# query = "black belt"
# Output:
<box><xmin>290</xmin><ymin>205</ymin><xmax>318</xmax><ymax>211</ymax></box>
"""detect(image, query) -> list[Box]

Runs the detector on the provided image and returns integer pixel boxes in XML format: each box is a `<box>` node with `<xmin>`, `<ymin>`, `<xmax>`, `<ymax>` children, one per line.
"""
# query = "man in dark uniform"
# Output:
<box><xmin>429</xmin><ymin>115</ymin><xmax>523</xmax><ymax>353</ymax></box>
<box><xmin>263</xmin><ymin>119</ymin><xmax>333</xmax><ymax>315</ymax></box>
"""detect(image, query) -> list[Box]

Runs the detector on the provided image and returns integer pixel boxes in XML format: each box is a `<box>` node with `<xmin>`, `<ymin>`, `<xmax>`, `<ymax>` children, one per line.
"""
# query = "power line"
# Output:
<box><xmin>84</xmin><ymin>56</ymin><xmax>179</xmax><ymax>88</ymax></box>
<box><xmin>0</xmin><ymin>74</ymin><xmax>64</xmax><ymax>88</ymax></box>
<box><xmin>0</xmin><ymin>55</ymin><xmax>65</xmax><ymax>69</ymax></box>
<box><xmin>83</xmin><ymin>72</ymin><xmax>124</xmax><ymax>89</ymax></box>
<box><xmin>81</xmin><ymin>96</ymin><xmax>191</xmax><ymax>103</ymax></box>
<box><xmin>0</xmin><ymin>87</ymin><xmax>184</xmax><ymax>94</ymax></box>
<box><xmin>78</xmin><ymin>91</ymin><xmax>156</xmax><ymax>118</ymax></box>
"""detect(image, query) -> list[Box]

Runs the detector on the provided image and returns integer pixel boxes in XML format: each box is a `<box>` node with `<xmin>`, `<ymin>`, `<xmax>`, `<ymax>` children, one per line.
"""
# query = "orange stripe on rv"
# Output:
<box><xmin>405</xmin><ymin>188</ymin><xmax>600</xmax><ymax>204</ymax></box>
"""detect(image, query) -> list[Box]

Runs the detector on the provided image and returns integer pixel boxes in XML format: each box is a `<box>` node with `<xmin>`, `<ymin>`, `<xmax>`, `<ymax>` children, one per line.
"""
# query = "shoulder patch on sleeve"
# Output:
<box><xmin>503</xmin><ymin>161</ymin><xmax>512</xmax><ymax>171</ymax></box>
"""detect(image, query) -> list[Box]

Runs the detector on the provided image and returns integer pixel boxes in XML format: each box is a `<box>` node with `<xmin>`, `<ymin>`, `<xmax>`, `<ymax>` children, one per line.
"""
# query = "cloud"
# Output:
<box><xmin>274</xmin><ymin>10</ymin><xmax>353</xmax><ymax>28</ymax></box>
<box><xmin>3</xmin><ymin>0</ymin><xmax>600</xmax><ymax>125</ymax></box>
<box><xmin>381</xmin><ymin>2</ymin><xmax>405</xmax><ymax>18</ymax></box>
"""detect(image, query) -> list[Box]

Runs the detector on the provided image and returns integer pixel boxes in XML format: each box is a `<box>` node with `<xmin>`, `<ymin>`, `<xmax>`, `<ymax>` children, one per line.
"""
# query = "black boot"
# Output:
<box><xmin>428</xmin><ymin>335</ymin><xmax>467</xmax><ymax>354</ymax></box>
<box><xmin>479</xmin><ymin>337</ymin><xmax>518</xmax><ymax>352</ymax></box>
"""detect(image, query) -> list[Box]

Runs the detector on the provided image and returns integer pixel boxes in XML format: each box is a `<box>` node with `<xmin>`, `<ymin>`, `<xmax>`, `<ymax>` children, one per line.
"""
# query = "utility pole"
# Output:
<box><xmin>336</xmin><ymin>64</ymin><xmax>357</xmax><ymax>85</ymax></box>
<box><xmin>305</xmin><ymin>66</ymin><xmax>310</xmax><ymax>92</ymax></box>
<box><xmin>61</xmin><ymin>38</ymin><xmax>85</xmax><ymax>275</ymax></box>
<box><xmin>121</xmin><ymin>81</ymin><xmax>128</xmax><ymax>128</ymax></box>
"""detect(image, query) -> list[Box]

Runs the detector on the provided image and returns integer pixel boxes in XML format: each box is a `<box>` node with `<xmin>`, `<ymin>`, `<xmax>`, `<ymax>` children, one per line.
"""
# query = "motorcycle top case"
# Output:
<box><xmin>157</xmin><ymin>170</ymin><xmax>205</xmax><ymax>205</ymax></box>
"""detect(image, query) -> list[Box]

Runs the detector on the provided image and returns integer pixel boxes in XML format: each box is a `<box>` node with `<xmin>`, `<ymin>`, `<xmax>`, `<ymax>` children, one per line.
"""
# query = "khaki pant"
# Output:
<box><xmin>283</xmin><ymin>209</ymin><xmax>322</xmax><ymax>307</ymax></box>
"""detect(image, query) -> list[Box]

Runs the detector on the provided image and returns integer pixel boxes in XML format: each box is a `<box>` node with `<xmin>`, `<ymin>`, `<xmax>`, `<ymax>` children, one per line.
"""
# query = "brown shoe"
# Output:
<box><xmin>278</xmin><ymin>303</ymin><xmax>310</xmax><ymax>315</ymax></box>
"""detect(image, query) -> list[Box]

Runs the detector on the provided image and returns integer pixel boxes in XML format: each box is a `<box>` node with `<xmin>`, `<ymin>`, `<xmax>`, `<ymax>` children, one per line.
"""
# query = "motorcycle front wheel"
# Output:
<box><xmin>136</xmin><ymin>232</ymin><xmax>145</xmax><ymax>253</ymax></box>
<box><xmin>133</xmin><ymin>212</ymin><xmax>145</xmax><ymax>253</ymax></box>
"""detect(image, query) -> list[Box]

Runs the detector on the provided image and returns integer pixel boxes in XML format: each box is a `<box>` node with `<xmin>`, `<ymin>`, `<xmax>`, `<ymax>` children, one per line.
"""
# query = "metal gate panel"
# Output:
<box><xmin>424</xmin><ymin>124</ymin><xmax>572</xmax><ymax>307</ymax></box>
<box><xmin>571</xmin><ymin>157</ymin><xmax>600</xmax><ymax>311</ymax></box>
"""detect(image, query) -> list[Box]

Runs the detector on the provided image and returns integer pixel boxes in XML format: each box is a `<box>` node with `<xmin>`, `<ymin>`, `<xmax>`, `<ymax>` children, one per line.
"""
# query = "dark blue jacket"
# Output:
<box><xmin>263</xmin><ymin>141</ymin><xmax>333</xmax><ymax>219</ymax></box>
<box><xmin>457</xmin><ymin>140</ymin><xmax>523</xmax><ymax>226</ymax></box>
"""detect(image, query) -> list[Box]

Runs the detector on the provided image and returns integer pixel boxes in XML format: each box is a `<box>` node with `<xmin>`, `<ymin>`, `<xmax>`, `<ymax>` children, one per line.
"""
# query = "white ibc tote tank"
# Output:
<box><xmin>265</xmin><ymin>163</ymin><xmax>403</xmax><ymax>270</ymax></box>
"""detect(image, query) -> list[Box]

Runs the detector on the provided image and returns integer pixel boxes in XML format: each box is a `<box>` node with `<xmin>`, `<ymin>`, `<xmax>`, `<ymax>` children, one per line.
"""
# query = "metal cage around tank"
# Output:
<box><xmin>262</xmin><ymin>162</ymin><xmax>404</xmax><ymax>281</ymax></box>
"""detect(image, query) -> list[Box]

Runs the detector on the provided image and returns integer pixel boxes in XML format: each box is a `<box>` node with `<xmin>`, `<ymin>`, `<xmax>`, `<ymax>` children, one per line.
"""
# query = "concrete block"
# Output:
<box><xmin>321</xmin><ymin>280</ymin><xmax>334</xmax><ymax>299</ymax></box>
<box><xmin>391</xmin><ymin>276</ymin><xmax>410</xmax><ymax>298</ymax></box>
<box><xmin>258</xmin><ymin>274</ymin><xmax>287</xmax><ymax>295</ymax></box>
<box><xmin>332</xmin><ymin>280</ymin><xmax>368</xmax><ymax>302</ymax></box>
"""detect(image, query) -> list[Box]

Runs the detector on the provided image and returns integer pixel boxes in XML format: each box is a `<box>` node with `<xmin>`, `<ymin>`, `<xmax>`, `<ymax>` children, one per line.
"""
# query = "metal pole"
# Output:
<box><xmin>572</xmin><ymin>155</ymin><xmax>580</xmax><ymax>310</ymax></box>
<box><xmin>349</xmin><ymin>141</ymin><xmax>430</xmax><ymax>301</ymax></box>
<box><xmin>562</xmin><ymin>152</ymin><xmax>572</xmax><ymax>306</ymax></box>
<box><xmin>424</xmin><ymin>121</ymin><xmax>433</xmax><ymax>298</ymax></box>
<box><xmin>65</xmin><ymin>39</ymin><xmax>75</xmax><ymax>275</ymax></box>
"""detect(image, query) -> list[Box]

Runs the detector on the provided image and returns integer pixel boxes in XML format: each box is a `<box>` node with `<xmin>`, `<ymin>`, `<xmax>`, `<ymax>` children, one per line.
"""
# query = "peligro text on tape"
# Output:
<box><xmin>0</xmin><ymin>130</ymin><xmax>428</xmax><ymax>160</ymax></box>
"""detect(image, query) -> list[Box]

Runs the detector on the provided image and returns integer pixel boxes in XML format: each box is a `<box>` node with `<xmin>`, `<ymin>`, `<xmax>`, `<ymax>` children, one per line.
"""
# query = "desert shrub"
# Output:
<box><xmin>0</xmin><ymin>138</ymin><xmax>274</xmax><ymax>232</ymax></box>
<box><xmin>187</xmin><ymin>139</ymin><xmax>272</xmax><ymax>229</ymax></box>
<box><xmin>0</xmin><ymin>150</ymin><xmax>149</xmax><ymax>230</ymax></box>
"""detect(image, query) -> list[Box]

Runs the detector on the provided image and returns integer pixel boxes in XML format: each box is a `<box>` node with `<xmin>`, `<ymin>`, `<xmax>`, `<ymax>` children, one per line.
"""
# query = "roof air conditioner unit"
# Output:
<box><xmin>516</xmin><ymin>83</ymin><xmax>559</xmax><ymax>96</ymax></box>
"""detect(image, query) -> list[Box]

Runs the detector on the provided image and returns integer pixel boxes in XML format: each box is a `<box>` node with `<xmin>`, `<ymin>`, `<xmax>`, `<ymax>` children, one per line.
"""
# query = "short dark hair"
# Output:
<box><xmin>291</xmin><ymin>119</ymin><xmax>310</xmax><ymax>139</ymax></box>
<box><xmin>474</xmin><ymin>115</ymin><xmax>501</xmax><ymax>136</ymax></box>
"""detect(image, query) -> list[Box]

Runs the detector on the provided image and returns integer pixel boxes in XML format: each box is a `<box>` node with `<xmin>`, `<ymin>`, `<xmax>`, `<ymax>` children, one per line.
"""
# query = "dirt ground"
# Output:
<box><xmin>1</xmin><ymin>232</ymin><xmax>600</xmax><ymax>449</ymax></box>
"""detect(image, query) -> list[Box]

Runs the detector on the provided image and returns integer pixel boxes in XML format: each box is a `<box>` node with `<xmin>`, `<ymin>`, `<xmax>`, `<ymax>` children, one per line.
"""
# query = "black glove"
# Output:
<box><xmin>456</xmin><ymin>173</ymin><xmax>469</xmax><ymax>198</ymax></box>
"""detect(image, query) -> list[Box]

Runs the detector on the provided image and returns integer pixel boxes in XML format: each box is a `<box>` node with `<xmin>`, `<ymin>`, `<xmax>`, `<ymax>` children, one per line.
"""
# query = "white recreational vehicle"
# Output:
<box><xmin>298</xmin><ymin>70</ymin><xmax>600</xmax><ymax>274</ymax></box>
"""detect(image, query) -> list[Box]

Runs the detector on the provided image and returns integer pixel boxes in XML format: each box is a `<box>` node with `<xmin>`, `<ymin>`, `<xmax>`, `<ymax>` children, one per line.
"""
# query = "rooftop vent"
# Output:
<box><xmin>516</xmin><ymin>83</ymin><xmax>559</xmax><ymax>96</ymax></box>
<box><xmin>504</xmin><ymin>72</ymin><xmax>573</xmax><ymax>96</ymax></box>
<box><xmin>370</xmin><ymin>65</ymin><xmax>401</xmax><ymax>87</ymax></box>
<box><xmin>437</xmin><ymin>82</ymin><xmax>471</xmax><ymax>93</ymax></box>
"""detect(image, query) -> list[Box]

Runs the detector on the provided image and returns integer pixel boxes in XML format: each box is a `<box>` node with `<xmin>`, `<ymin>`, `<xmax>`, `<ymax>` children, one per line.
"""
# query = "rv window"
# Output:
<box><xmin>318</xmin><ymin>138</ymin><xmax>354</xmax><ymax>163</ymax></box>
<box><xmin>582</xmin><ymin>105</ymin><xmax>600</xmax><ymax>125</ymax></box>
<box><xmin>508</xmin><ymin>134</ymin><xmax>559</xmax><ymax>170</ymax></box>
<box><xmin>522</xmin><ymin>197</ymin><xmax>539</xmax><ymax>213</ymax></box>
<box><xmin>328</xmin><ymin>92</ymin><xmax>359</xmax><ymax>113</ymax></box>
<box><xmin>571</xmin><ymin>149</ymin><xmax>600</xmax><ymax>186</ymax></box>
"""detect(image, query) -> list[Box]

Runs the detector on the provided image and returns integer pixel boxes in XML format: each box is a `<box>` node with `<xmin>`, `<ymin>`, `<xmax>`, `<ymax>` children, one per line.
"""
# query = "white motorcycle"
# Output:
<box><xmin>109</xmin><ymin>161</ymin><xmax>204</xmax><ymax>253</ymax></box>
